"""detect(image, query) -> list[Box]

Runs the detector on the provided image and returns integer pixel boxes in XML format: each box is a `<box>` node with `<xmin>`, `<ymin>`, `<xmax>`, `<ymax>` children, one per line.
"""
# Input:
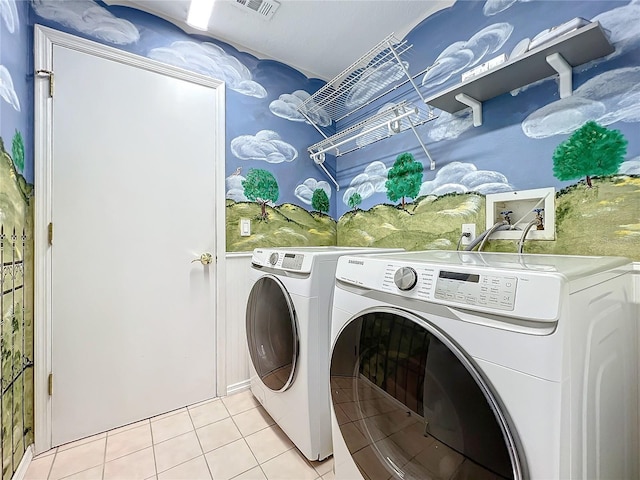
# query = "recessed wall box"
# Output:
<box><xmin>485</xmin><ymin>187</ymin><xmax>555</xmax><ymax>241</ymax></box>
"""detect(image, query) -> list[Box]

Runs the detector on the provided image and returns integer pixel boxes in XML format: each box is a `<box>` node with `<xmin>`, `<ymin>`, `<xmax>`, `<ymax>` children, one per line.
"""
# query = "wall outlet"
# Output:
<box><xmin>461</xmin><ymin>224</ymin><xmax>476</xmax><ymax>246</ymax></box>
<box><xmin>240</xmin><ymin>218</ymin><xmax>251</xmax><ymax>237</ymax></box>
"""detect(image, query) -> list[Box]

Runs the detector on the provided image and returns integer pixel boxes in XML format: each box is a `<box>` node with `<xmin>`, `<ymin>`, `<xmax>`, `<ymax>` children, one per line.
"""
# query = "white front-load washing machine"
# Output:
<box><xmin>329</xmin><ymin>250</ymin><xmax>638</xmax><ymax>479</ymax></box>
<box><xmin>246</xmin><ymin>247</ymin><xmax>401</xmax><ymax>461</ymax></box>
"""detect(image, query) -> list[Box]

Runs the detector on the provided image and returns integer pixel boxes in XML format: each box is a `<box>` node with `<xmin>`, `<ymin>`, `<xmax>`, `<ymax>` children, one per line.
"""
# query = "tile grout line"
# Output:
<box><xmin>225</xmin><ymin>399</ymin><xmax>270</xmax><ymax>480</ymax></box>
<box><xmin>187</xmin><ymin>402</ymin><xmax>214</xmax><ymax>480</ymax></box>
<box><xmin>149</xmin><ymin>418</ymin><xmax>160</xmax><ymax>479</ymax></box>
<box><xmin>101</xmin><ymin>432</ymin><xmax>108</xmax><ymax>480</ymax></box>
<box><xmin>45</xmin><ymin>448</ymin><xmax>58</xmax><ymax>480</ymax></box>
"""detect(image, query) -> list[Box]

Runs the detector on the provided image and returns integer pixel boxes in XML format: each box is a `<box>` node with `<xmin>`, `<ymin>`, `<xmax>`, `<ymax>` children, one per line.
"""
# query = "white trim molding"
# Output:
<box><xmin>10</xmin><ymin>444</ymin><xmax>34</xmax><ymax>480</ymax></box>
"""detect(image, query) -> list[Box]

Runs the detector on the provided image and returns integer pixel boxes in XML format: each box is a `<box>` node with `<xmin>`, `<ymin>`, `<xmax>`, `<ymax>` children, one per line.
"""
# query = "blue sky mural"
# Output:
<box><xmin>27</xmin><ymin>0</ymin><xmax>333</xmax><ymax>216</ymax></box>
<box><xmin>11</xmin><ymin>0</ymin><xmax>640</xmax><ymax>222</ymax></box>
<box><xmin>1</xmin><ymin>0</ymin><xmax>30</xmax><ymax>179</ymax></box>
<box><xmin>332</xmin><ymin>0</ymin><xmax>640</xmax><ymax>217</ymax></box>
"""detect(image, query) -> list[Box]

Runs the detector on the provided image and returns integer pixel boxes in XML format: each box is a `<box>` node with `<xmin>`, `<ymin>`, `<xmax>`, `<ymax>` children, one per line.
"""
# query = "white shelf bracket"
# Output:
<box><xmin>455</xmin><ymin>93</ymin><xmax>483</xmax><ymax>127</ymax></box>
<box><xmin>546</xmin><ymin>52</ymin><xmax>573</xmax><ymax>98</ymax></box>
<box><xmin>311</xmin><ymin>153</ymin><xmax>340</xmax><ymax>191</ymax></box>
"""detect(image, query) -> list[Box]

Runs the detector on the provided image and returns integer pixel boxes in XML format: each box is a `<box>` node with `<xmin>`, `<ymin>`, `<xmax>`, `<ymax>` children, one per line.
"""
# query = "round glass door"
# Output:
<box><xmin>246</xmin><ymin>275</ymin><xmax>299</xmax><ymax>392</ymax></box>
<box><xmin>330</xmin><ymin>308</ymin><xmax>523</xmax><ymax>480</ymax></box>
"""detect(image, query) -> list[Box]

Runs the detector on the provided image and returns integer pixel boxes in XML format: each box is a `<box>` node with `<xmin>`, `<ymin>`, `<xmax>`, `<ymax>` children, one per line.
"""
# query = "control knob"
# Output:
<box><xmin>269</xmin><ymin>252</ymin><xmax>279</xmax><ymax>265</ymax></box>
<box><xmin>394</xmin><ymin>267</ymin><xmax>418</xmax><ymax>291</ymax></box>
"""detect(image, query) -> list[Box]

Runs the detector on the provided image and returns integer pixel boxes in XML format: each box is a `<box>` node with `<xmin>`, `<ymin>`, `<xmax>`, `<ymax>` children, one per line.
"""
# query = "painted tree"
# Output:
<box><xmin>242</xmin><ymin>168</ymin><xmax>279</xmax><ymax>220</ymax></box>
<box><xmin>385</xmin><ymin>152</ymin><xmax>423</xmax><ymax>209</ymax></box>
<box><xmin>552</xmin><ymin>121</ymin><xmax>628</xmax><ymax>188</ymax></box>
<box><xmin>347</xmin><ymin>192</ymin><xmax>362</xmax><ymax>211</ymax></box>
<box><xmin>311</xmin><ymin>188</ymin><xmax>330</xmax><ymax>213</ymax></box>
<box><xmin>12</xmin><ymin>130</ymin><xmax>24</xmax><ymax>173</ymax></box>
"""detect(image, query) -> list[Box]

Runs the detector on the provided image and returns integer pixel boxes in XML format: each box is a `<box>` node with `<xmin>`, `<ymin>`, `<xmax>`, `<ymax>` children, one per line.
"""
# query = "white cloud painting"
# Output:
<box><xmin>419</xmin><ymin>162</ymin><xmax>513</xmax><ymax>196</ymax></box>
<box><xmin>422</xmin><ymin>23</ymin><xmax>513</xmax><ymax>90</ymax></box>
<box><xmin>522</xmin><ymin>67</ymin><xmax>640</xmax><ymax>138</ymax></box>
<box><xmin>424</xmin><ymin>110</ymin><xmax>475</xmax><ymax>142</ymax></box>
<box><xmin>30</xmin><ymin>0</ymin><xmax>139</xmax><ymax>44</ymax></box>
<box><xmin>231</xmin><ymin>130</ymin><xmax>297</xmax><ymax>163</ymax></box>
<box><xmin>226</xmin><ymin>174</ymin><xmax>248</xmax><ymax>202</ymax></box>
<box><xmin>342</xmin><ymin>161</ymin><xmax>389</xmax><ymax>206</ymax></box>
<box><xmin>592</xmin><ymin>0</ymin><xmax>640</xmax><ymax>58</ymax></box>
<box><xmin>295</xmin><ymin>178</ymin><xmax>332</xmax><ymax>205</ymax></box>
<box><xmin>269</xmin><ymin>90</ymin><xmax>331</xmax><ymax>127</ymax></box>
<box><xmin>483</xmin><ymin>0</ymin><xmax>532</xmax><ymax>16</ymax></box>
<box><xmin>148</xmin><ymin>41</ymin><xmax>267</xmax><ymax>98</ymax></box>
<box><xmin>619</xmin><ymin>157</ymin><xmax>640</xmax><ymax>175</ymax></box>
<box><xmin>345</xmin><ymin>60</ymin><xmax>409</xmax><ymax>109</ymax></box>
<box><xmin>0</xmin><ymin>65</ymin><xmax>20</xmax><ymax>111</ymax></box>
<box><xmin>0</xmin><ymin>0</ymin><xmax>18</xmax><ymax>33</ymax></box>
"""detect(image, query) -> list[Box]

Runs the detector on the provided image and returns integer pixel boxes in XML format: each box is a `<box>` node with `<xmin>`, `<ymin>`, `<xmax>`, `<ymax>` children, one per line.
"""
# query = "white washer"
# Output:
<box><xmin>246</xmin><ymin>247</ymin><xmax>401</xmax><ymax>461</ymax></box>
<box><xmin>329</xmin><ymin>250</ymin><xmax>638</xmax><ymax>480</ymax></box>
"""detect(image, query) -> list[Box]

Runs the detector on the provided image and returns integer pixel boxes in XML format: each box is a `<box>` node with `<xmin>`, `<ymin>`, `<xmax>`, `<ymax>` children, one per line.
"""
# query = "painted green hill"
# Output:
<box><xmin>226</xmin><ymin>200</ymin><xmax>337</xmax><ymax>252</ymax></box>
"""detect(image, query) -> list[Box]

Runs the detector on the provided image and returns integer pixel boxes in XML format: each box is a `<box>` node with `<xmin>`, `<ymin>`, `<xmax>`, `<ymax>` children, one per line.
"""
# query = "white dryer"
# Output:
<box><xmin>246</xmin><ymin>247</ymin><xmax>401</xmax><ymax>461</ymax></box>
<box><xmin>329</xmin><ymin>250</ymin><xmax>638</xmax><ymax>480</ymax></box>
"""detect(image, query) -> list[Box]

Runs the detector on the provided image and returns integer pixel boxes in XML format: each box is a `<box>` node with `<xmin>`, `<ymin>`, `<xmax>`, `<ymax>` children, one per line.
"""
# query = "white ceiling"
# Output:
<box><xmin>105</xmin><ymin>0</ymin><xmax>454</xmax><ymax>80</ymax></box>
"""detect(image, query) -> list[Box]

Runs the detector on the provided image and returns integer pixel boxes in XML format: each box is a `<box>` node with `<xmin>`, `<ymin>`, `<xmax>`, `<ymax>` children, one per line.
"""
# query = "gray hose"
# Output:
<box><xmin>465</xmin><ymin>221</ymin><xmax>510</xmax><ymax>251</ymax></box>
<box><xmin>518</xmin><ymin>219</ymin><xmax>539</xmax><ymax>253</ymax></box>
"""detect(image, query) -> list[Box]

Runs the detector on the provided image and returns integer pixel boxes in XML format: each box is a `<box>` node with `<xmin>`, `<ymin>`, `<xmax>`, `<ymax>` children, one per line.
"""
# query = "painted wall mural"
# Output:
<box><xmin>27</xmin><ymin>0</ymin><xmax>337</xmax><ymax>252</ymax></box>
<box><xmin>334</xmin><ymin>0</ymin><xmax>640</xmax><ymax>260</ymax></box>
<box><xmin>0</xmin><ymin>1</ymin><xmax>34</xmax><ymax>478</ymax></box>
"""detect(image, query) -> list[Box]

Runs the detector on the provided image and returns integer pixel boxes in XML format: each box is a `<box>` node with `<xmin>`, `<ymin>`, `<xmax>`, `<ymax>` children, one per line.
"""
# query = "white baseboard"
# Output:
<box><xmin>11</xmin><ymin>444</ymin><xmax>33</xmax><ymax>480</ymax></box>
<box><xmin>226</xmin><ymin>379</ymin><xmax>250</xmax><ymax>396</ymax></box>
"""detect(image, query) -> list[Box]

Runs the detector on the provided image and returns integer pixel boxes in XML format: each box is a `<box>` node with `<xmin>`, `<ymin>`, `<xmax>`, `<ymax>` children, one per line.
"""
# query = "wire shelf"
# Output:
<box><xmin>308</xmin><ymin>101</ymin><xmax>436</xmax><ymax>159</ymax></box>
<box><xmin>297</xmin><ymin>34</ymin><xmax>416</xmax><ymax>124</ymax></box>
<box><xmin>299</xmin><ymin>34</ymin><xmax>437</xmax><ymax>187</ymax></box>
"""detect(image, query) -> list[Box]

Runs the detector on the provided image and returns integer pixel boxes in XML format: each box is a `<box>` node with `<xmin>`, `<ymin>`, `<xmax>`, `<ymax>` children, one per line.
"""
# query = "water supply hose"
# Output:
<box><xmin>465</xmin><ymin>221</ymin><xmax>511</xmax><ymax>251</ymax></box>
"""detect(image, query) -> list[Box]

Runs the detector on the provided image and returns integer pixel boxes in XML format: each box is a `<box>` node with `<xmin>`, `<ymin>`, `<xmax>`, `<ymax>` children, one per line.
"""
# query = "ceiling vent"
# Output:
<box><xmin>233</xmin><ymin>0</ymin><xmax>280</xmax><ymax>20</ymax></box>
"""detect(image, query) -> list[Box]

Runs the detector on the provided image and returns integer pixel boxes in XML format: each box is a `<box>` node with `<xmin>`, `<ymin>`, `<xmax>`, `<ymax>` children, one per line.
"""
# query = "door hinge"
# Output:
<box><xmin>48</xmin><ymin>373</ymin><xmax>53</xmax><ymax>396</ymax></box>
<box><xmin>36</xmin><ymin>69</ymin><xmax>54</xmax><ymax>97</ymax></box>
<box><xmin>48</xmin><ymin>222</ymin><xmax>53</xmax><ymax>245</ymax></box>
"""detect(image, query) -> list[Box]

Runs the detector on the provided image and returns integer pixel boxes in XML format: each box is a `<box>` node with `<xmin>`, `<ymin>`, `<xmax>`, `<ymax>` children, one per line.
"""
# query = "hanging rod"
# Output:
<box><xmin>308</xmin><ymin>101</ymin><xmax>436</xmax><ymax>159</ymax></box>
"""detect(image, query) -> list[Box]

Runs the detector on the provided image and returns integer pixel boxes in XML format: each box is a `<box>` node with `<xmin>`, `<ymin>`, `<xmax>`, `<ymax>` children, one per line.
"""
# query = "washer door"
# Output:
<box><xmin>246</xmin><ymin>275</ymin><xmax>299</xmax><ymax>392</ymax></box>
<box><xmin>330</xmin><ymin>308</ymin><xmax>523</xmax><ymax>480</ymax></box>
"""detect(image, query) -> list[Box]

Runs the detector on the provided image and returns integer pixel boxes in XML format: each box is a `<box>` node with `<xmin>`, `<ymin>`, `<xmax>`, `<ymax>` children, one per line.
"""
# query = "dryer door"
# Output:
<box><xmin>246</xmin><ymin>275</ymin><xmax>299</xmax><ymax>392</ymax></box>
<box><xmin>330</xmin><ymin>307</ymin><xmax>523</xmax><ymax>480</ymax></box>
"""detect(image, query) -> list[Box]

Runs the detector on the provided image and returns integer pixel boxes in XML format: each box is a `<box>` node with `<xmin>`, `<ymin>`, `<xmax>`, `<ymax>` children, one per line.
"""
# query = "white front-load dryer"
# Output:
<box><xmin>246</xmin><ymin>247</ymin><xmax>401</xmax><ymax>461</ymax></box>
<box><xmin>329</xmin><ymin>250</ymin><xmax>638</xmax><ymax>479</ymax></box>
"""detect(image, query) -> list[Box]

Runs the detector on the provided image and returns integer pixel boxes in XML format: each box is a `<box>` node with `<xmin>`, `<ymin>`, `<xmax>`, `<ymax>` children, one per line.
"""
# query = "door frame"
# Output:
<box><xmin>33</xmin><ymin>25</ymin><xmax>227</xmax><ymax>454</ymax></box>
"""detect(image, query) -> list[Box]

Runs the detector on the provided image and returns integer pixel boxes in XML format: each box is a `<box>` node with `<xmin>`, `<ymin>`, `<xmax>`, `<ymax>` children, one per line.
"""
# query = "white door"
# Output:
<box><xmin>42</xmin><ymin>38</ymin><xmax>223</xmax><ymax>446</ymax></box>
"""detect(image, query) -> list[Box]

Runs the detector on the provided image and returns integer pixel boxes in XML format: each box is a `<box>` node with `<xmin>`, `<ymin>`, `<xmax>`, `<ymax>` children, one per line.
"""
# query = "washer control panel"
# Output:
<box><xmin>252</xmin><ymin>249</ymin><xmax>308</xmax><ymax>272</ymax></box>
<box><xmin>435</xmin><ymin>270</ymin><xmax>517</xmax><ymax>311</ymax></box>
<box><xmin>281</xmin><ymin>253</ymin><xmax>304</xmax><ymax>270</ymax></box>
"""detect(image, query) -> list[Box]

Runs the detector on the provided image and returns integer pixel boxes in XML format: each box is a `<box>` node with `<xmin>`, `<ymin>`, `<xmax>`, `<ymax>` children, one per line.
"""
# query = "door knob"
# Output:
<box><xmin>192</xmin><ymin>253</ymin><xmax>213</xmax><ymax>265</ymax></box>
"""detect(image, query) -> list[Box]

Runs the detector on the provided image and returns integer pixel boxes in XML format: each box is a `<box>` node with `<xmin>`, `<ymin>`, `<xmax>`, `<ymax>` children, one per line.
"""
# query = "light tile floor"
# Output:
<box><xmin>25</xmin><ymin>390</ymin><xmax>334</xmax><ymax>480</ymax></box>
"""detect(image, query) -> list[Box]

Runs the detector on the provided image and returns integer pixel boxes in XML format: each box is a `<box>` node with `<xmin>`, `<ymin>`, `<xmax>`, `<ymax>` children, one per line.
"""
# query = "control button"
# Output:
<box><xmin>269</xmin><ymin>252</ymin><xmax>279</xmax><ymax>265</ymax></box>
<box><xmin>503</xmin><ymin>277</ymin><xmax>517</xmax><ymax>292</ymax></box>
<box><xmin>394</xmin><ymin>267</ymin><xmax>418</xmax><ymax>291</ymax></box>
